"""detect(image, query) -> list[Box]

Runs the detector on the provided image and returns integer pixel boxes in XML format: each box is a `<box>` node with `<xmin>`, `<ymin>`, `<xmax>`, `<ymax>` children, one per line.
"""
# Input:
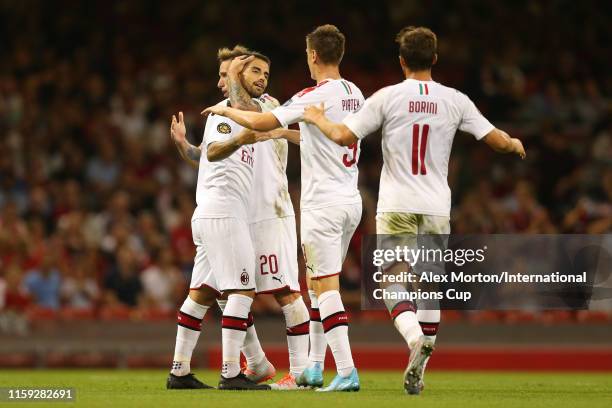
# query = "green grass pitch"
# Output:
<box><xmin>0</xmin><ymin>370</ymin><xmax>611</xmax><ymax>407</ymax></box>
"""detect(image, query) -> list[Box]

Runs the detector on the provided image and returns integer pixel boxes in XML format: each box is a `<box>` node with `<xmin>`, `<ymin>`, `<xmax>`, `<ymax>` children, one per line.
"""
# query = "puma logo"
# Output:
<box><xmin>272</xmin><ymin>276</ymin><xmax>282</xmax><ymax>284</ymax></box>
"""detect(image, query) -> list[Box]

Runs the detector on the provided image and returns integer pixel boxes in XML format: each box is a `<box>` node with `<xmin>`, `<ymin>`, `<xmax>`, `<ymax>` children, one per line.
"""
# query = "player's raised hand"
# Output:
<box><xmin>229</xmin><ymin>55</ymin><xmax>255</xmax><ymax>75</ymax></box>
<box><xmin>512</xmin><ymin>138</ymin><xmax>526</xmax><ymax>159</ymax></box>
<box><xmin>201</xmin><ymin>105</ymin><xmax>226</xmax><ymax>117</ymax></box>
<box><xmin>170</xmin><ymin>111</ymin><xmax>187</xmax><ymax>144</ymax></box>
<box><xmin>303</xmin><ymin>103</ymin><xmax>325</xmax><ymax>124</ymax></box>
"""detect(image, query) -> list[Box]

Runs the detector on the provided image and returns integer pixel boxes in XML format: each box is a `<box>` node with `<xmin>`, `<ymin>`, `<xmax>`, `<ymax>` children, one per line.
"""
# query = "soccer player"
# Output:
<box><xmin>223</xmin><ymin>54</ymin><xmax>311</xmax><ymax>390</ymax></box>
<box><xmin>202</xmin><ymin>24</ymin><xmax>365</xmax><ymax>392</ymax></box>
<box><xmin>170</xmin><ymin>45</ymin><xmax>311</xmax><ymax>390</ymax></box>
<box><xmin>168</xmin><ymin>48</ymin><xmax>276</xmax><ymax>391</ymax></box>
<box><xmin>301</xmin><ymin>26</ymin><xmax>526</xmax><ymax>395</ymax></box>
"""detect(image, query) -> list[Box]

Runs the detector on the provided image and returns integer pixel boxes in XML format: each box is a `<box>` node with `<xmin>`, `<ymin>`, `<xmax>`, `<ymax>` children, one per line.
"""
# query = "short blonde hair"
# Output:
<box><xmin>217</xmin><ymin>45</ymin><xmax>251</xmax><ymax>62</ymax></box>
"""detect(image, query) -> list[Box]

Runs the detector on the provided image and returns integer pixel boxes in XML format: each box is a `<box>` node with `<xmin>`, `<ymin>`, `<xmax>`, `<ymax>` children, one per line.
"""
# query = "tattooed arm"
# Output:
<box><xmin>227</xmin><ymin>55</ymin><xmax>262</xmax><ymax>112</ymax></box>
<box><xmin>207</xmin><ymin>128</ymin><xmax>259</xmax><ymax>162</ymax></box>
<box><xmin>170</xmin><ymin>112</ymin><xmax>201</xmax><ymax>168</ymax></box>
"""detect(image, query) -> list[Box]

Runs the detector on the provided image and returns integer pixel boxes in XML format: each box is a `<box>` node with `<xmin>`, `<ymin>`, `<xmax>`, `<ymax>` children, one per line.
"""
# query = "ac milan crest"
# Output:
<box><xmin>240</xmin><ymin>269</ymin><xmax>249</xmax><ymax>285</ymax></box>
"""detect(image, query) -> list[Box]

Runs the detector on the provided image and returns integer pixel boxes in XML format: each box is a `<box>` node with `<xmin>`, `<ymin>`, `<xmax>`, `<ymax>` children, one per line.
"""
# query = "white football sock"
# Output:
<box><xmin>171</xmin><ymin>296</ymin><xmax>209</xmax><ymax>376</ymax></box>
<box><xmin>282</xmin><ymin>297</ymin><xmax>310</xmax><ymax>377</ymax></box>
<box><xmin>242</xmin><ymin>313</ymin><xmax>267</xmax><ymax>369</ymax></box>
<box><xmin>220</xmin><ymin>299</ymin><xmax>267</xmax><ymax>369</ymax></box>
<box><xmin>221</xmin><ymin>294</ymin><xmax>252</xmax><ymax>378</ymax></box>
<box><xmin>385</xmin><ymin>284</ymin><xmax>423</xmax><ymax>348</ymax></box>
<box><xmin>417</xmin><ymin>309</ymin><xmax>440</xmax><ymax>343</ymax></box>
<box><xmin>417</xmin><ymin>309</ymin><xmax>440</xmax><ymax>378</ymax></box>
<box><xmin>308</xmin><ymin>290</ymin><xmax>326</xmax><ymax>369</ymax></box>
<box><xmin>318</xmin><ymin>290</ymin><xmax>354</xmax><ymax>377</ymax></box>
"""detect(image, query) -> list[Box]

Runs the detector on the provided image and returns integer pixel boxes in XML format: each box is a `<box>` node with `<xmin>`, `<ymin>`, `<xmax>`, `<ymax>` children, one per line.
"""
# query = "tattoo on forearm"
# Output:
<box><xmin>228</xmin><ymin>76</ymin><xmax>261</xmax><ymax>112</ymax></box>
<box><xmin>186</xmin><ymin>145</ymin><xmax>201</xmax><ymax>162</ymax></box>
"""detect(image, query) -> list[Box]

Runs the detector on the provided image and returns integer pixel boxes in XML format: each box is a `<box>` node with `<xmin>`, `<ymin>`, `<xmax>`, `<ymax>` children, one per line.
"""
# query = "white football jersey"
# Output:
<box><xmin>343</xmin><ymin>79</ymin><xmax>495</xmax><ymax>216</ymax></box>
<box><xmin>250</xmin><ymin>95</ymin><xmax>295</xmax><ymax>223</ymax></box>
<box><xmin>271</xmin><ymin>79</ymin><xmax>364</xmax><ymax>210</ymax></box>
<box><xmin>192</xmin><ymin>99</ymin><xmax>255</xmax><ymax>221</ymax></box>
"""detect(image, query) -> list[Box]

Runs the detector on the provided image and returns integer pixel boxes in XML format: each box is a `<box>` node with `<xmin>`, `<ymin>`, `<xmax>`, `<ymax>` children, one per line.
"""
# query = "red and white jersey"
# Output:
<box><xmin>271</xmin><ymin>79</ymin><xmax>364</xmax><ymax>210</ymax></box>
<box><xmin>343</xmin><ymin>79</ymin><xmax>494</xmax><ymax>216</ymax></box>
<box><xmin>193</xmin><ymin>99</ymin><xmax>255</xmax><ymax>221</ymax></box>
<box><xmin>250</xmin><ymin>95</ymin><xmax>295</xmax><ymax>223</ymax></box>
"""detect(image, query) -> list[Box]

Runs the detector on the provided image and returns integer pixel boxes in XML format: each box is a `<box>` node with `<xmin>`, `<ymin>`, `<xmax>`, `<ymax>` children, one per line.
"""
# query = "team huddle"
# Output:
<box><xmin>167</xmin><ymin>24</ymin><xmax>525</xmax><ymax>394</ymax></box>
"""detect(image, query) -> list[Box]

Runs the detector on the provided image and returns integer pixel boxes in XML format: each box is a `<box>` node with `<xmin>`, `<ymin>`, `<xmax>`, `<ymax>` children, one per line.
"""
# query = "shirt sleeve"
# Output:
<box><xmin>271</xmin><ymin>87</ymin><xmax>322</xmax><ymax>127</ymax></box>
<box><xmin>458</xmin><ymin>94</ymin><xmax>495</xmax><ymax>140</ymax></box>
<box><xmin>203</xmin><ymin>114</ymin><xmax>235</xmax><ymax>145</ymax></box>
<box><xmin>256</xmin><ymin>94</ymin><xmax>280</xmax><ymax>112</ymax></box>
<box><xmin>343</xmin><ymin>87</ymin><xmax>388</xmax><ymax>140</ymax></box>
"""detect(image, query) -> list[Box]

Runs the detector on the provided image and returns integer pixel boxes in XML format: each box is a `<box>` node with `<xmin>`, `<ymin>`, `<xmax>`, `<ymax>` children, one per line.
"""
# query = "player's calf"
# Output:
<box><xmin>169</xmin><ymin>294</ymin><xmax>214</xmax><ymax>384</ymax></box>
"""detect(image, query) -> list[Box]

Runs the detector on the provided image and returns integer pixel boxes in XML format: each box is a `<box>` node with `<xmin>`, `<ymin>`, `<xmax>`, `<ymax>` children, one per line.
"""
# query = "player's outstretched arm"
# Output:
<box><xmin>228</xmin><ymin>56</ymin><xmax>262</xmax><ymax>112</ymax></box>
<box><xmin>483</xmin><ymin>128</ymin><xmax>526</xmax><ymax>159</ymax></box>
<box><xmin>207</xmin><ymin>129</ymin><xmax>257</xmax><ymax>162</ymax></box>
<box><xmin>303</xmin><ymin>103</ymin><xmax>358</xmax><ymax>146</ymax></box>
<box><xmin>201</xmin><ymin>106</ymin><xmax>280</xmax><ymax>131</ymax></box>
<box><xmin>254</xmin><ymin>129</ymin><xmax>301</xmax><ymax>145</ymax></box>
<box><xmin>170</xmin><ymin>111</ymin><xmax>201</xmax><ymax>168</ymax></box>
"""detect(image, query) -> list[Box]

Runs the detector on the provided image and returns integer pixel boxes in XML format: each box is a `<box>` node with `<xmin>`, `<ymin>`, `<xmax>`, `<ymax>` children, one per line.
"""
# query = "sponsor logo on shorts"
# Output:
<box><xmin>217</xmin><ymin>122</ymin><xmax>232</xmax><ymax>134</ymax></box>
<box><xmin>240</xmin><ymin>269</ymin><xmax>249</xmax><ymax>285</ymax></box>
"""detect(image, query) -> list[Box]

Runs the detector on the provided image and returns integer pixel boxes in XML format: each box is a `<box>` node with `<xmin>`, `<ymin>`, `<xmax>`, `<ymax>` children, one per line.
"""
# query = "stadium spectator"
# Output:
<box><xmin>140</xmin><ymin>248</ymin><xmax>183</xmax><ymax>311</ymax></box>
<box><xmin>60</xmin><ymin>257</ymin><xmax>100</xmax><ymax>309</ymax></box>
<box><xmin>104</xmin><ymin>246</ymin><xmax>143</xmax><ymax>308</ymax></box>
<box><xmin>22</xmin><ymin>253</ymin><xmax>62</xmax><ymax>310</ymax></box>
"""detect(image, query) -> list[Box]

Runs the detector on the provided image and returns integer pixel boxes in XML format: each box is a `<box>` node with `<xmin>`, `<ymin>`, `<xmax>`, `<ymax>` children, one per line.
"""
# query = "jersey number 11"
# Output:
<box><xmin>411</xmin><ymin>124</ymin><xmax>429</xmax><ymax>175</ymax></box>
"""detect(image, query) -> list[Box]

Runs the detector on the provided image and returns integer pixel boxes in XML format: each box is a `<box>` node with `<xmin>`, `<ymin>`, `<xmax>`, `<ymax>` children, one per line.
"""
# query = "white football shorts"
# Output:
<box><xmin>190</xmin><ymin>217</ymin><xmax>256</xmax><ymax>293</ymax></box>
<box><xmin>250</xmin><ymin>216</ymin><xmax>300</xmax><ymax>294</ymax></box>
<box><xmin>301</xmin><ymin>203</ymin><xmax>362</xmax><ymax>280</ymax></box>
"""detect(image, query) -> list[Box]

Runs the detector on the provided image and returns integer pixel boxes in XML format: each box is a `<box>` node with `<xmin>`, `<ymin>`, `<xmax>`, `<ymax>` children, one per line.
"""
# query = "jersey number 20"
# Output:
<box><xmin>411</xmin><ymin>124</ymin><xmax>429</xmax><ymax>175</ymax></box>
<box><xmin>260</xmin><ymin>254</ymin><xmax>278</xmax><ymax>275</ymax></box>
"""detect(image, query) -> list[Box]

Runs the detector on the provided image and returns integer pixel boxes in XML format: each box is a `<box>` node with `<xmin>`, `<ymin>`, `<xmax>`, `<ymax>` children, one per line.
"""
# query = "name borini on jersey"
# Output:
<box><xmin>408</xmin><ymin>100</ymin><xmax>438</xmax><ymax>114</ymax></box>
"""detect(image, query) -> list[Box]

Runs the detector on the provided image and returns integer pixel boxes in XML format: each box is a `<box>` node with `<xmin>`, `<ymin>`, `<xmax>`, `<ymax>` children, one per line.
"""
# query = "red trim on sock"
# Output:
<box><xmin>420</xmin><ymin>322</ymin><xmax>439</xmax><ymax>336</ymax></box>
<box><xmin>221</xmin><ymin>316</ymin><xmax>248</xmax><ymax>331</ymax></box>
<box><xmin>247</xmin><ymin>312</ymin><xmax>254</xmax><ymax>328</ymax></box>
<box><xmin>390</xmin><ymin>301</ymin><xmax>417</xmax><ymax>320</ymax></box>
<box><xmin>322</xmin><ymin>311</ymin><xmax>349</xmax><ymax>333</ymax></box>
<box><xmin>309</xmin><ymin>308</ymin><xmax>321</xmax><ymax>322</ymax></box>
<box><xmin>287</xmin><ymin>320</ymin><xmax>310</xmax><ymax>336</ymax></box>
<box><xmin>177</xmin><ymin>311</ymin><xmax>202</xmax><ymax>331</ymax></box>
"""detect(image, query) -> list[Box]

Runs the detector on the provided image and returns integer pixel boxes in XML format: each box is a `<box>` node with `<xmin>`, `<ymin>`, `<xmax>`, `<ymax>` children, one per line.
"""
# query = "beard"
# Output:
<box><xmin>246</xmin><ymin>83</ymin><xmax>265</xmax><ymax>98</ymax></box>
<box><xmin>240</xmin><ymin>75</ymin><xmax>265</xmax><ymax>98</ymax></box>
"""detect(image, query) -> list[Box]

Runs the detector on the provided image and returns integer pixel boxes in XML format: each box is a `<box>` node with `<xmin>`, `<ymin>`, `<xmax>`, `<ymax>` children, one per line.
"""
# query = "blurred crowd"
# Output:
<box><xmin>0</xmin><ymin>1</ymin><xmax>610</xmax><ymax>320</ymax></box>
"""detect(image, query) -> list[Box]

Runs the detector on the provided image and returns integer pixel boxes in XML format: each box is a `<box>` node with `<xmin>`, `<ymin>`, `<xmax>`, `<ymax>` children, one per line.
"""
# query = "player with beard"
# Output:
<box><xmin>202</xmin><ymin>25</ymin><xmax>365</xmax><ymax>392</ymax></box>
<box><xmin>224</xmin><ymin>54</ymin><xmax>311</xmax><ymax>390</ymax></box>
<box><xmin>167</xmin><ymin>47</ymin><xmax>271</xmax><ymax>390</ymax></box>
<box><xmin>169</xmin><ymin>45</ymin><xmax>310</xmax><ymax>390</ymax></box>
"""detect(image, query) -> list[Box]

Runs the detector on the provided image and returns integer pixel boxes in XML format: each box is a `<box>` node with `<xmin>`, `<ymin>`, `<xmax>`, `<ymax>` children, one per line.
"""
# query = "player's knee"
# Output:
<box><xmin>225</xmin><ymin>289</ymin><xmax>256</xmax><ymax>299</ymax></box>
<box><xmin>314</xmin><ymin>275</ymin><xmax>340</xmax><ymax>296</ymax></box>
<box><xmin>188</xmin><ymin>288</ymin><xmax>218</xmax><ymax>306</ymax></box>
